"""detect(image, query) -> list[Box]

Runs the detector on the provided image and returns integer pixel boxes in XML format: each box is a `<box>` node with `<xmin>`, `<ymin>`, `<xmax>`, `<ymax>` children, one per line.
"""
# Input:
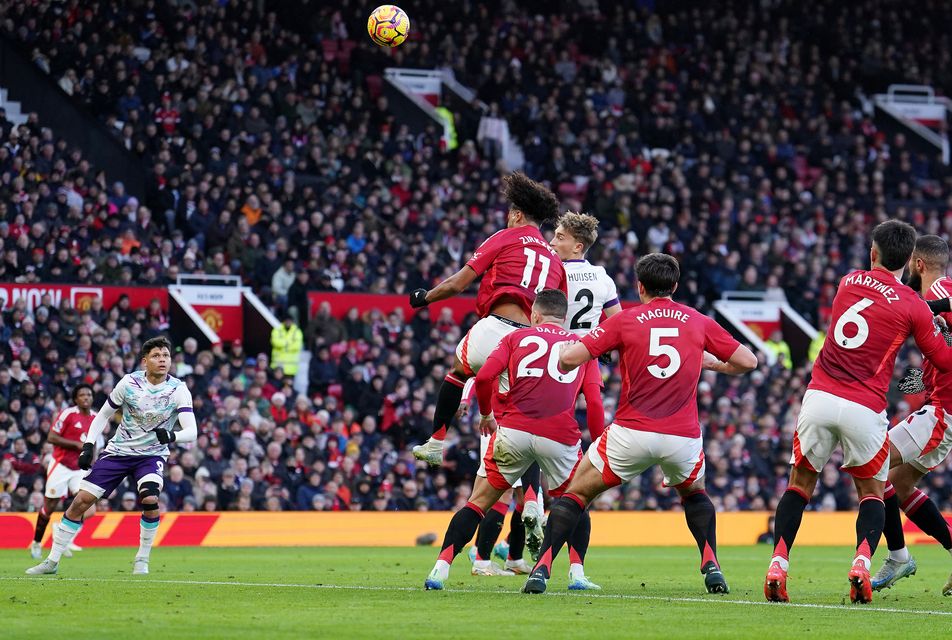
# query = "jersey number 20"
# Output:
<box><xmin>515</xmin><ymin>336</ymin><xmax>579</xmax><ymax>384</ymax></box>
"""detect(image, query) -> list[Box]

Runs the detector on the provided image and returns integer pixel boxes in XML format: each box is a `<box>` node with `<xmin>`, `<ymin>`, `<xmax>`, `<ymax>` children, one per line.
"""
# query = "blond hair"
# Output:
<box><xmin>557</xmin><ymin>211</ymin><xmax>599</xmax><ymax>253</ymax></box>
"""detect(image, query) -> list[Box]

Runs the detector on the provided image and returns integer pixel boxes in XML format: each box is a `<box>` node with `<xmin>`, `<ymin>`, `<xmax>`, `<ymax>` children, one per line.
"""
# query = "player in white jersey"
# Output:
<box><xmin>26</xmin><ymin>336</ymin><xmax>198</xmax><ymax>576</ymax></box>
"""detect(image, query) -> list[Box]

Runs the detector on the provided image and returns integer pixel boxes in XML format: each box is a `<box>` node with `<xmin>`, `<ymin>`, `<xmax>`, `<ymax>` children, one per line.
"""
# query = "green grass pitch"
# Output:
<box><xmin>1</xmin><ymin>546</ymin><xmax>950</xmax><ymax>638</ymax></box>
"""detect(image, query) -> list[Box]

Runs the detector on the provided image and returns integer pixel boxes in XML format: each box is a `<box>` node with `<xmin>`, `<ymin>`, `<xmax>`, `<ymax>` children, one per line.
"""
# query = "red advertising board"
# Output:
<box><xmin>0</xmin><ymin>283</ymin><xmax>168</xmax><ymax>313</ymax></box>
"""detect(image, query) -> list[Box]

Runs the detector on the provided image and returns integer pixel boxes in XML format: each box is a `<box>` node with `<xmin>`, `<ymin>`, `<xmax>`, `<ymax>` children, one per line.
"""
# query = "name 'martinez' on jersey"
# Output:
<box><xmin>104</xmin><ymin>370</ymin><xmax>193</xmax><ymax>457</ymax></box>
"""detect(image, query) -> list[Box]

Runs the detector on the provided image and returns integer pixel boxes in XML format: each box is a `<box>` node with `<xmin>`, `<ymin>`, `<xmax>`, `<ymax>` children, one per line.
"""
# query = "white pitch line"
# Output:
<box><xmin>2</xmin><ymin>576</ymin><xmax>950</xmax><ymax>616</ymax></box>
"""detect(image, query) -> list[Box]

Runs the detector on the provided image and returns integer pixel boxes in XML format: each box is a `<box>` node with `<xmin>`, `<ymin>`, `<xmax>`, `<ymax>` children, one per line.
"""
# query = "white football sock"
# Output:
<box><xmin>569</xmin><ymin>563</ymin><xmax>586</xmax><ymax>580</ymax></box>
<box><xmin>49</xmin><ymin>518</ymin><xmax>82</xmax><ymax>563</ymax></box>
<box><xmin>434</xmin><ymin>559</ymin><xmax>450</xmax><ymax>579</ymax></box>
<box><xmin>137</xmin><ymin>516</ymin><xmax>160</xmax><ymax>560</ymax></box>
<box><xmin>770</xmin><ymin>556</ymin><xmax>789</xmax><ymax>571</ymax></box>
<box><xmin>889</xmin><ymin>547</ymin><xmax>910</xmax><ymax>563</ymax></box>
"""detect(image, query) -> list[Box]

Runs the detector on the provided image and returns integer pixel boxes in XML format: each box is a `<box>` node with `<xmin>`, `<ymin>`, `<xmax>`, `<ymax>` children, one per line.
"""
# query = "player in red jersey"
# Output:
<box><xmin>410</xmin><ymin>172</ymin><xmax>566</xmax><ymax>468</ymax></box>
<box><xmin>870</xmin><ymin>235</ymin><xmax>952</xmax><ymax>596</ymax></box>
<box><xmin>521</xmin><ymin>254</ymin><xmax>757</xmax><ymax>595</ymax></box>
<box><xmin>424</xmin><ymin>290</ymin><xmax>597</xmax><ymax>590</ymax></box>
<box><xmin>764</xmin><ymin>221</ymin><xmax>952</xmax><ymax>605</ymax></box>
<box><xmin>29</xmin><ymin>384</ymin><xmax>97</xmax><ymax>560</ymax></box>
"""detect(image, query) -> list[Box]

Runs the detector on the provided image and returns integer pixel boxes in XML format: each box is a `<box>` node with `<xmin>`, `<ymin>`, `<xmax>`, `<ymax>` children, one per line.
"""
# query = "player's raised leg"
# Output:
<box><xmin>425</xmin><ymin>476</ymin><xmax>507</xmax><ymax>590</ymax></box>
<box><xmin>523</xmin><ymin>457</ymin><xmax>608</xmax><ymax>594</ymax></box>
<box><xmin>873</xmin><ymin>450</ymin><xmax>921</xmax><ymax>590</ymax></box>
<box><xmin>413</xmin><ymin>365</ymin><xmax>468</xmax><ymax>466</ymax></box>
<box><xmin>520</xmin><ymin>463</ymin><xmax>544</xmax><ymax>562</ymax></box>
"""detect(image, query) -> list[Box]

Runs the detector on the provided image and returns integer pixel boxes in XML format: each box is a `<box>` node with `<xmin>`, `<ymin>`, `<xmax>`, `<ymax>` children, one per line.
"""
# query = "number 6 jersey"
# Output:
<box><xmin>563</xmin><ymin>259</ymin><xmax>619</xmax><ymax>335</ymax></box>
<box><xmin>580</xmin><ymin>298</ymin><xmax>740</xmax><ymax>438</ymax></box>
<box><xmin>811</xmin><ymin>267</ymin><xmax>952</xmax><ymax>413</ymax></box>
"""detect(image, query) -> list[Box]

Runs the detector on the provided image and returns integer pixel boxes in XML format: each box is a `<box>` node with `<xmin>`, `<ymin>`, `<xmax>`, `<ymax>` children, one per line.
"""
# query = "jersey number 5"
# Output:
<box><xmin>832</xmin><ymin>298</ymin><xmax>874</xmax><ymax>349</ymax></box>
<box><xmin>520</xmin><ymin>248</ymin><xmax>552</xmax><ymax>293</ymax></box>
<box><xmin>648</xmin><ymin>327</ymin><xmax>681</xmax><ymax>379</ymax></box>
<box><xmin>515</xmin><ymin>336</ymin><xmax>580</xmax><ymax>384</ymax></box>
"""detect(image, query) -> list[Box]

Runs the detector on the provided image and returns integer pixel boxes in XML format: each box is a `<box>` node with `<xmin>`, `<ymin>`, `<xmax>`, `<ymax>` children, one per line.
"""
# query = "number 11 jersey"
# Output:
<box><xmin>467</xmin><ymin>226</ymin><xmax>567</xmax><ymax>318</ymax></box>
<box><xmin>811</xmin><ymin>267</ymin><xmax>952</xmax><ymax>413</ymax></box>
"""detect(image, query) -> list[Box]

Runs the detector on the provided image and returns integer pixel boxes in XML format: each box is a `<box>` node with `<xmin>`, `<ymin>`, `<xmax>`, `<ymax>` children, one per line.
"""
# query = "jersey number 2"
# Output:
<box><xmin>515</xmin><ymin>336</ymin><xmax>579</xmax><ymax>384</ymax></box>
<box><xmin>832</xmin><ymin>298</ymin><xmax>873</xmax><ymax>349</ymax></box>
<box><xmin>648</xmin><ymin>327</ymin><xmax>681</xmax><ymax>379</ymax></box>
<box><xmin>520</xmin><ymin>248</ymin><xmax>552</xmax><ymax>293</ymax></box>
<box><xmin>570</xmin><ymin>288</ymin><xmax>594</xmax><ymax>330</ymax></box>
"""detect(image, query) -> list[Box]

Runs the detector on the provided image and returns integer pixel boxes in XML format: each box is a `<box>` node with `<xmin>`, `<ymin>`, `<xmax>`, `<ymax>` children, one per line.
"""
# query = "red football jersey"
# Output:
<box><xmin>50</xmin><ymin>406</ymin><xmax>95</xmax><ymax>470</ymax></box>
<box><xmin>467</xmin><ymin>226</ymin><xmax>567</xmax><ymax>318</ymax></box>
<box><xmin>811</xmin><ymin>267</ymin><xmax>952</xmax><ymax>413</ymax></box>
<box><xmin>580</xmin><ymin>298</ymin><xmax>740</xmax><ymax>438</ymax></box>
<box><xmin>921</xmin><ymin>276</ymin><xmax>952</xmax><ymax>409</ymax></box>
<box><xmin>475</xmin><ymin>323</ymin><xmax>593</xmax><ymax>445</ymax></box>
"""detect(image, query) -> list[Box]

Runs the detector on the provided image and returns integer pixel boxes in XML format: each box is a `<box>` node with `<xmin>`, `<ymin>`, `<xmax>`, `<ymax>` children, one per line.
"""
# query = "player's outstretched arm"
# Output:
<box><xmin>560</xmin><ymin>341</ymin><xmax>595</xmax><ymax>372</ymax></box>
<box><xmin>410</xmin><ymin>265</ymin><xmax>478</xmax><ymax>308</ymax></box>
<box><xmin>703</xmin><ymin>345</ymin><xmax>758</xmax><ymax>375</ymax></box>
<box><xmin>913</xmin><ymin>302</ymin><xmax>952</xmax><ymax>373</ymax></box>
<box><xmin>928</xmin><ymin>298</ymin><xmax>951</xmax><ymax>315</ymax></box>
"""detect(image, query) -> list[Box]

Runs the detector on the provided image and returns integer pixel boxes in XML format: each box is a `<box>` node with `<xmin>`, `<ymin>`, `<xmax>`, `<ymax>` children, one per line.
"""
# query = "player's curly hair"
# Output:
<box><xmin>557</xmin><ymin>211</ymin><xmax>599</xmax><ymax>252</ymax></box>
<box><xmin>503</xmin><ymin>172</ymin><xmax>560</xmax><ymax>227</ymax></box>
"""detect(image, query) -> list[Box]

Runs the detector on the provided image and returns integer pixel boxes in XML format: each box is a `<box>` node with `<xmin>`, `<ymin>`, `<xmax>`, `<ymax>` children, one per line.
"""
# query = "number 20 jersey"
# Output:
<box><xmin>563</xmin><ymin>259</ymin><xmax>619</xmax><ymax>335</ymax></box>
<box><xmin>811</xmin><ymin>267</ymin><xmax>952</xmax><ymax>414</ymax></box>
<box><xmin>466</xmin><ymin>226</ymin><xmax>567</xmax><ymax>318</ymax></box>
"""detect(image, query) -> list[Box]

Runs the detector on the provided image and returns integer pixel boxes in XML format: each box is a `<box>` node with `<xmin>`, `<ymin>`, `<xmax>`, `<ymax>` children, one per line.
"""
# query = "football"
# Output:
<box><xmin>367</xmin><ymin>4</ymin><xmax>410</xmax><ymax>47</ymax></box>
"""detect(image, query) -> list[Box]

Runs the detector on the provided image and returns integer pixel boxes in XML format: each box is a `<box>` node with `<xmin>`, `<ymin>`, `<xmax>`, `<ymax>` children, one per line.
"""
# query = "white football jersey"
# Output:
<box><xmin>103</xmin><ymin>370</ymin><xmax>193</xmax><ymax>457</ymax></box>
<box><xmin>563</xmin><ymin>259</ymin><xmax>619</xmax><ymax>335</ymax></box>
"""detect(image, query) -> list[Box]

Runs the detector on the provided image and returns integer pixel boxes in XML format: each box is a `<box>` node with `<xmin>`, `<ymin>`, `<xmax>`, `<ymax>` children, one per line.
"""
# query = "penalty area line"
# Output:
<box><xmin>3</xmin><ymin>576</ymin><xmax>950</xmax><ymax>616</ymax></box>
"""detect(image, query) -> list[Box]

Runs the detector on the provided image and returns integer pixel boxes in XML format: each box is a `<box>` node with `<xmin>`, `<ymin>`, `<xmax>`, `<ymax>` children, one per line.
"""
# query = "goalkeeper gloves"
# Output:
<box><xmin>897</xmin><ymin>368</ymin><xmax>925</xmax><ymax>395</ymax></box>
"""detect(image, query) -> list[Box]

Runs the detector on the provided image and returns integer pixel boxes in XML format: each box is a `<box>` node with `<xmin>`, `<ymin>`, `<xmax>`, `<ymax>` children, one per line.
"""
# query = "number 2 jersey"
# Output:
<box><xmin>476</xmin><ymin>323</ymin><xmax>595</xmax><ymax>445</ymax></box>
<box><xmin>467</xmin><ymin>226</ymin><xmax>567</xmax><ymax>318</ymax></box>
<box><xmin>563</xmin><ymin>259</ymin><xmax>619</xmax><ymax>336</ymax></box>
<box><xmin>580</xmin><ymin>298</ymin><xmax>741</xmax><ymax>438</ymax></box>
<box><xmin>103</xmin><ymin>370</ymin><xmax>194</xmax><ymax>457</ymax></box>
<box><xmin>811</xmin><ymin>267</ymin><xmax>952</xmax><ymax>413</ymax></box>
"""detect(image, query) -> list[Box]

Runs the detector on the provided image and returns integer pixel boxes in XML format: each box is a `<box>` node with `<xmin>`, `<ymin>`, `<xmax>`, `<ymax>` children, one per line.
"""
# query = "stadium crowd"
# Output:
<box><xmin>1</xmin><ymin>0</ymin><xmax>952</xmax><ymax>514</ymax></box>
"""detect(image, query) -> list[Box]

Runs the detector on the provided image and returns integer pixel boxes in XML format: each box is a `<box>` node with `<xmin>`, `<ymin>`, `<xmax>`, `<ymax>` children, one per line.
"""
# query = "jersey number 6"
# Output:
<box><xmin>832</xmin><ymin>298</ymin><xmax>874</xmax><ymax>349</ymax></box>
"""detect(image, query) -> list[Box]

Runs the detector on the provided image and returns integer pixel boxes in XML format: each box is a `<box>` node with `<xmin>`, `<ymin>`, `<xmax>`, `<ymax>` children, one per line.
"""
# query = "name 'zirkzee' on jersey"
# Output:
<box><xmin>467</xmin><ymin>226</ymin><xmax>567</xmax><ymax>318</ymax></box>
<box><xmin>811</xmin><ymin>267</ymin><xmax>952</xmax><ymax>413</ymax></box>
<box><xmin>580</xmin><ymin>298</ymin><xmax>740</xmax><ymax>438</ymax></box>
<box><xmin>103</xmin><ymin>370</ymin><xmax>194</xmax><ymax>457</ymax></box>
<box><xmin>563</xmin><ymin>259</ymin><xmax>619</xmax><ymax>335</ymax></box>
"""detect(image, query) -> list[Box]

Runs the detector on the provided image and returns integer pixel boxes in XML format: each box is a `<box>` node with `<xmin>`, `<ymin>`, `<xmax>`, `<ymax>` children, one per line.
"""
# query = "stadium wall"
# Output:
<box><xmin>2</xmin><ymin>512</ymin><xmax>948</xmax><ymax>548</ymax></box>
